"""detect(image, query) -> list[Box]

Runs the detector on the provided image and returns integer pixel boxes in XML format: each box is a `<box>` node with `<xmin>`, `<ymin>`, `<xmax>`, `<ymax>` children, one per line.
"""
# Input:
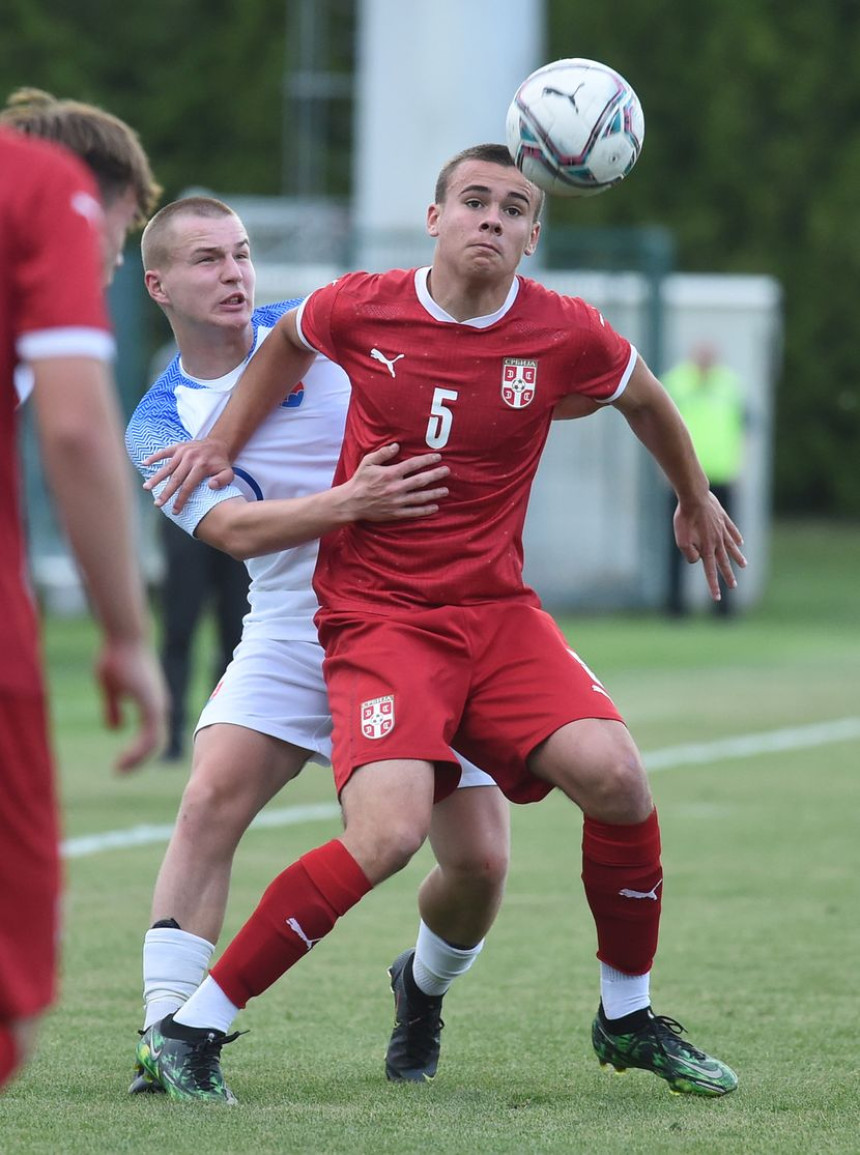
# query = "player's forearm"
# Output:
<box><xmin>625</xmin><ymin>402</ymin><xmax>711</xmax><ymax>505</ymax></box>
<box><xmin>615</xmin><ymin>358</ymin><xmax>711</xmax><ymax>506</ymax></box>
<box><xmin>33</xmin><ymin>362</ymin><xmax>151</xmax><ymax>641</ymax></box>
<box><xmin>196</xmin><ymin>488</ymin><xmax>351</xmax><ymax>560</ymax></box>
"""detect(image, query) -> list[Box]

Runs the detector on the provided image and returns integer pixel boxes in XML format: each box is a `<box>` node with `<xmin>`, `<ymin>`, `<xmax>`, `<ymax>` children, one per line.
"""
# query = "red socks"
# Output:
<box><xmin>211</xmin><ymin>839</ymin><xmax>371</xmax><ymax>1008</ymax></box>
<box><xmin>207</xmin><ymin>816</ymin><xmax>660</xmax><ymax>1007</ymax></box>
<box><xmin>581</xmin><ymin>810</ymin><xmax>662</xmax><ymax>975</ymax></box>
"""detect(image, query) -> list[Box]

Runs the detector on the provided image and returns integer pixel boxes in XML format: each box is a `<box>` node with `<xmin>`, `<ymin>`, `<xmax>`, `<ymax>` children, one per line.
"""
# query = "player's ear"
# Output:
<box><xmin>426</xmin><ymin>203</ymin><xmax>440</xmax><ymax>238</ymax></box>
<box><xmin>144</xmin><ymin>270</ymin><xmax>166</xmax><ymax>302</ymax></box>
<box><xmin>524</xmin><ymin>220</ymin><xmax>541</xmax><ymax>257</ymax></box>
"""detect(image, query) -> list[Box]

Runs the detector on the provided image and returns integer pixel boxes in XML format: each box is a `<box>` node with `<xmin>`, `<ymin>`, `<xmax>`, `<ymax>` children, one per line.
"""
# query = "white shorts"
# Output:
<box><xmin>195</xmin><ymin>634</ymin><xmax>496</xmax><ymax>788</ymax></box>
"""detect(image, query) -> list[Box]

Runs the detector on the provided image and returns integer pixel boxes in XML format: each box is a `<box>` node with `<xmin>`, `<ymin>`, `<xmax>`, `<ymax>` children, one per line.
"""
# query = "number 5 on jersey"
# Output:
<box><xmin>426</xmin><ymin>387</ymin><xmax>459</xmax><ymax>449</ymax></box>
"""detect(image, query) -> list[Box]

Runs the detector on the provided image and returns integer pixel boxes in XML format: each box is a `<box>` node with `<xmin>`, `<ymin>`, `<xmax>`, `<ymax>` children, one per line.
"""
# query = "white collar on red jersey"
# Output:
<box><xmin>414</xmin><ymin>267</ymin><xmax>520</xmax><ymax>327</ymax></box>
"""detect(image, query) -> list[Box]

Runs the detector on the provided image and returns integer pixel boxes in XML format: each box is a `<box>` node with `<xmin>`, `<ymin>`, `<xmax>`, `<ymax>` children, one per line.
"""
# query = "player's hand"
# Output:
<box><xmin>143</xmin><ymin>438</ymin><xmax>234</xmax><ymax>514</ymax></box>
<box><xmin>673</xmin><ymin>491</ymin><xmax>747</xmax><ymax>602</ymax></box>
<box><xmin>95</xmin><ymin>638</ymin><xmax>168</xmax><ymax>772</ymax></box>
<box><xmin>339</xmin><ymin>443</ymin><xmax>450</xmax><ymax>521</ymax></box>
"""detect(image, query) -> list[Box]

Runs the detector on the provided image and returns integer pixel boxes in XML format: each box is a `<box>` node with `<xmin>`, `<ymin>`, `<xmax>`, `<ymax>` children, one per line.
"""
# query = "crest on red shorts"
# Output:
<box><xmin>361</xmin><ymin>694</ymin><xmax>395</xmax><ymax>740</ymax></box>
<box><xmin>501</xmin><ymin>358</ymin><xmax>537</xmax><ymax>408</ymax></box>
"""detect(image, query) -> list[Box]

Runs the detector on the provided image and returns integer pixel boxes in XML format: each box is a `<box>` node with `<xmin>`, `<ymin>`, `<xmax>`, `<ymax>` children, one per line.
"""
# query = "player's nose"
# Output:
<box><xmin>480</xmin><ymin>214</ymin><xmax>503</xmax><ymax>235</ymax></box>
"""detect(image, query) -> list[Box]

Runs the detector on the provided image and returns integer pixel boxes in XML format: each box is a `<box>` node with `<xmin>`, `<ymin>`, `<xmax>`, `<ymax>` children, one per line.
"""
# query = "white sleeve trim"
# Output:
<box><xmin>17</xmin><ymin>326</ymin><xmax>115</xmax><ymax>363</ymax></box>
<box><xmin>294</xmin><ymin>298</ymin><xmax>320</xmax><ymax>352</ymax></box>
<box><xmin>597</xmin><ymin>344</ymin><xmax>638</xmax><ymax>405</ymax></box>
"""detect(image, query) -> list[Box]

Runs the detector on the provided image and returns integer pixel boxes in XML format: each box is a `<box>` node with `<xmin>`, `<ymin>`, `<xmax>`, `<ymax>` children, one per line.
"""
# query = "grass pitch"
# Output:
<box><xmin>1</xmin><ymin>520</ymin><xmax>858</xmax><ymax>1153</ymax></box>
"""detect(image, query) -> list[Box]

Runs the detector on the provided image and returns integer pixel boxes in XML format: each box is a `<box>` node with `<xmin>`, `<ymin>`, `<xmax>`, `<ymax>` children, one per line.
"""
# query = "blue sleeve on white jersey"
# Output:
<box><xmin>125</xmin><ymin>355</ymin><xmax>190</xmax><ymax>469</ymax></box>
<box><xmin>125</xmin><ymin>354</ymin><xmax>244</xmax><ymax>537</ymax></box>
<box><xmin>252</xmin><ymin>298</ymin><xmax>303</xmax><ymax>333</ymax></box>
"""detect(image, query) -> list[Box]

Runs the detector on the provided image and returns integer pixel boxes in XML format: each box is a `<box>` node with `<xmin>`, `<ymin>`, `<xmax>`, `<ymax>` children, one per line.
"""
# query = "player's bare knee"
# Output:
<box><xmin>381</xmin><ymin>816</ymin><xmax>427</xmax><ymax>869</ymax></box>
<box><xmin>178</xmin><ymin>765</ymin><xmax>258</xmax><ymax>835</ymax></box>
<box><xmin>344</xmin><ymin>815</ymin><xmax>427</xmax><ymax>880</ymax></box>
<box><xmin>581</xmin><ymin>749</ymin><xmax>652</xmax><ymax>822</ymax></box>
<box><xmin>435</xmin><ymin>843</ymin><xmax>509</xmax><ymax>888</ymax></box>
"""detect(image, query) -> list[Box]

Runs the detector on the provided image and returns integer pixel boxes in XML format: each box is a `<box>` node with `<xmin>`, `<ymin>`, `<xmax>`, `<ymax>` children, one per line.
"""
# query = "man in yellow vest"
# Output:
<box><xmin>663</xmin><ymin>342</ymin><xmax>746</xmax><ymax>617</ymax></box>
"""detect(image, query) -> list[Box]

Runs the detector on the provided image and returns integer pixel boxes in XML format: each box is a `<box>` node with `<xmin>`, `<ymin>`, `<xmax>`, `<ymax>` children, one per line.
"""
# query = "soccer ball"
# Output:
<box><xmin>506</xmin><ymin>57</ymin><xmax>645</xmax><ymax>198</ymax></box>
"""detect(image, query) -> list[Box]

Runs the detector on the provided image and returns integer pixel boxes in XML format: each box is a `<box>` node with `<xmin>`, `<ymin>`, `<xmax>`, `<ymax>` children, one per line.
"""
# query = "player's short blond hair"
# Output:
<box><xmin>140</xmin><ymin>196</ymin><xmax>242</xmax><ymax>272</ymax></box>
<box><xmin>1</xmin><ymin>87</ymin><xmax>161</xmax><ymax>226</ymax></box>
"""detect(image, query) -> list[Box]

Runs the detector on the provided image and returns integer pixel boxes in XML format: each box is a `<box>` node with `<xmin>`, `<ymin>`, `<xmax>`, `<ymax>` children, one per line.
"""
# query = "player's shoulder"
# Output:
<box><xmin>148</xmin><ymin>350</ymin><xmax>187</xmax><ymax>395</ymax></box>
<box><xmin>518</xmin><ymin>274</ymin><xmax>589</xmax><ymax>311</ymax></box>
<box><xmin>1</xmin><ymin>127</ymin><xmax>85</xmax><ymax>181</ymax></box>
<box><xmin>316</xmin><ymin>268</ymin><xmax>411</xmax><ymax>302</ymax></box>
<box><xmin>519</xmin><ymin>275</ymin><xmax>613</xmax><ymax>328</ymax></box>
<box><xmin>127</xmin><ymin>355</ymin><xmax>185</xmax><ymax>437</ymax></box>
<box><xmin>252</xmin><ymin>298</ymin><xmax>303</xmax><ymax>330</ymax></box>
<box><xmin>0</xmin><ymin>128</ymin><xmax>101</xmax><ymax>225</ymax></box>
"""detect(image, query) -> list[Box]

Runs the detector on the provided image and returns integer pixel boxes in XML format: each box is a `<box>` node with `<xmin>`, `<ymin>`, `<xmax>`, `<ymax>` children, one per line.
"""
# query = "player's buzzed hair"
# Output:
<box><xmin>141</xmin><ymin>196</ymin><xmax>242</xmax><ymax>271</ymax></box>
<box><xmin>435</xmin><ymin>142</ymin><xmax>545</xmax><ymax>220</ymax></box>
<box><xmin>1</xmin><ymin>87</ymin><xmax>161</xmax><ymax>225</ymax></box>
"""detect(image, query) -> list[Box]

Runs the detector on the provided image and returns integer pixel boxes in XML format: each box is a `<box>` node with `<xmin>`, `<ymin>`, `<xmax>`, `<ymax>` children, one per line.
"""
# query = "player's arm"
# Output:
<box><xmin>193</xmin><ymin>444</ymin><xmax>450</xmax><ymax>560</ymax></box>
<box><xmin>144</xmin><ymin>307</ymin><xmax>313</xmax><ymax>512</ymax></box>
<box><xmin>32</xmin><ymin>356</ymin><xmax>167</xmax><ymax>771</ymax></box>
<box><xmin>612</xmin><ymin>356</ymin><xmax>747</xmax><ymax>600</ymax></box>
<box><xmin>552</xmin><ymin>395</ymin><xmax>600</xmax><ymax>420</ymax></box>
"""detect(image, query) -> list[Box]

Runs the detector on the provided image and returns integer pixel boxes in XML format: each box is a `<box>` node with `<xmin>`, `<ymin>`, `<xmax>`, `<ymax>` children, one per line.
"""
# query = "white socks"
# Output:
<box><xmin>411</xmin><ymin>921</ymin><xmax>484</xmax><ymax>997</ymax></box>
<box><xmin>599</xmin><ymin>962</ymin><xmax>651</xmax><ymax>1020</ymax></box>
<box><xmin>143</xmin><ymin>920</ymin><xmax>485</xmax><ymax>1035</ymax></box>
<box><xmin>173</xmin><ymin>975</ymin><xmax>240</xmax><ymax>1036</ymax></box>
<box><xmin>142</xmin><ymin>927</ymin><xmax>215</xmax><ymax>1029</ymax></box>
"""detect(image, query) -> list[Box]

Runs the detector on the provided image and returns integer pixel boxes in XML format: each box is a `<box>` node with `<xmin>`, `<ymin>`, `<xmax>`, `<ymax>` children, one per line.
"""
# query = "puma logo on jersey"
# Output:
<box><xmin>619</xmin><ymin>879</ymin><xmax>663</xmax><ymax>901</ymax></box>
<box><xmin>285</xmin><ymin>917</ymin><xmax>321</xmax><ymax>951</ymax></box>
<box><xmin>370</xmin><ymin>348</ymin><xmax>405</xmax><ymax>377</ymax></box>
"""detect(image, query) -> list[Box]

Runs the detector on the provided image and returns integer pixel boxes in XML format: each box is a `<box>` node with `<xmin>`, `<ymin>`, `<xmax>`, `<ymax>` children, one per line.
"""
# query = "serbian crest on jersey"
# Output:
<box><xmin>361</xmin><ymin>694</ymin><xmax>395</xmax><ymax>740</ymax></box>
<box><xmin>501</xmin><ymin>358</ymin><xmax>538</xmax><ymax>408</ymax></box>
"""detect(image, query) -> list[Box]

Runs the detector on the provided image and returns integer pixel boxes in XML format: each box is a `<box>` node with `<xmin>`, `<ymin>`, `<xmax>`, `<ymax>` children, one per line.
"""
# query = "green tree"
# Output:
<box><xmin>0</xmin><ymin>0</ymin><xmax>286</xmax><ymax>199</ymax></box>
<box><xmin>546</xmin><ymin>0</ymin><xmax>860</xmax><ymax>514</ymax></box>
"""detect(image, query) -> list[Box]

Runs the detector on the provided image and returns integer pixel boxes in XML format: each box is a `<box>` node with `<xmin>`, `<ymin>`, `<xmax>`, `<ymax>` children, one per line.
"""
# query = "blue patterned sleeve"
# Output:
<box><xmin>125</xmin><ymin>358</ymin><xmax>244</xmax><ymax>536</ymax></box>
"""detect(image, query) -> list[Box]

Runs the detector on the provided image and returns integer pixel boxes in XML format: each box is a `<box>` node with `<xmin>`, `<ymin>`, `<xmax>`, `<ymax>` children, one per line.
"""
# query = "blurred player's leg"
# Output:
<box><xmin>0</xmin><ymin>697</ymin><xmax>59</xmax><ymax>1092</ymax></box>
<box><xmin>159</xmin><ymin>519</ymin><xmax>208</xmax><ymax>760</ymax></box>
<box><xmin>0</xmin><ymin>1022</ymin><xmax>18</xmax><ymax>1089</ymax></box>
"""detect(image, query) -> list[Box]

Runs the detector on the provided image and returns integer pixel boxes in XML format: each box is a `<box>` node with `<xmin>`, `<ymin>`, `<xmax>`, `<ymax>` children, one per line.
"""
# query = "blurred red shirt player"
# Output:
<box><xmin>0</xmin><ymin>128</ymin><xmax>164</xmax><ymax>1090</ymax></box>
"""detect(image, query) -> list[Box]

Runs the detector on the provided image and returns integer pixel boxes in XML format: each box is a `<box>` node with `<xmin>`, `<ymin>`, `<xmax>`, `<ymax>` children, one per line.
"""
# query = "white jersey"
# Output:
<box><xmin>126</xmin><ymin>301</ymin><xmax>349</xmax><ymax>644</ymax></box>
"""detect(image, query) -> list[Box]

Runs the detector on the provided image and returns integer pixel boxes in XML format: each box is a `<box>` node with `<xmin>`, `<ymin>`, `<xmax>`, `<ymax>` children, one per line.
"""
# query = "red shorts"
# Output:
<box><xmin>317</xmin><ymin>601</ymin><xmax>625</xmax><ymax>804</ymax></box>
<box><xmin>0</xmin><ymin>693</ymin><xmax>60</xmax><ymax>1022</ymax></box>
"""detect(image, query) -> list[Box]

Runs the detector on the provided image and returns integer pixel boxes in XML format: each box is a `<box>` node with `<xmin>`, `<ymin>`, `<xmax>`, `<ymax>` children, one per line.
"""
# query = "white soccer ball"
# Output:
<box><xmin>506</xmin><ymin>57</ymin><xmax>645</xmax><ymax>198</ymax></box>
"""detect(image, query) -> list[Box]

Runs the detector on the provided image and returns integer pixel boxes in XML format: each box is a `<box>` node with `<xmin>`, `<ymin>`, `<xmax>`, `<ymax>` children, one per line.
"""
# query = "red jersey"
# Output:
<box><xmin>0</xmin><ymin>130</ymin><xmax>113</xmax><ymax>693</ymax></box>
<box><xmin>298</xmin><ymin>267</ymin><xmax>636</xmax><ymax>612</ymax></box>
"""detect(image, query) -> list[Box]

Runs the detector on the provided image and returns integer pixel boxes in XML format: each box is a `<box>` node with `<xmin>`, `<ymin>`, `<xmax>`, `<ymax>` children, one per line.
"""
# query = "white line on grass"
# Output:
<box><xmin>62</xmin><ymin>716</ymin><xmax>860</xmax><ymax>859</ymax></box>
<box><xmin>642</xmin><ymin>716</ymin><xmax>860</xmax><ymax>770</ymax></box>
